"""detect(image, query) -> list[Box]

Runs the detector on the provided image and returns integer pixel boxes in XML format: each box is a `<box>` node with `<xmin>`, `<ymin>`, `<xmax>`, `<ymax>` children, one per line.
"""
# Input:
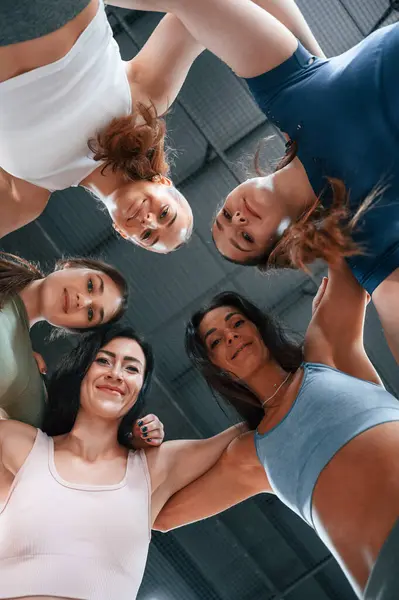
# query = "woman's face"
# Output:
<box><xmin>40</xmin><ymin>267</ymin><xmax>122</xmax><ymax>328</ymax></box>
<box><xmin>212</xmin><ymin>177</ymin><xmax>287</xmax><ymax>263</ymax></box>
<box><xmin>108</xmin><ymin>179</ymin><xmax>193</xmax><ymax>253</ymax></box>
<box><xmin>199</xmin><ymin>305</ymin><xmax>269</xmax><ymax>380</ymax></box>
<box><xmin>80</xmin><ymin>337</ymin><xmax>146</xmax><ymax>420</ymax></box>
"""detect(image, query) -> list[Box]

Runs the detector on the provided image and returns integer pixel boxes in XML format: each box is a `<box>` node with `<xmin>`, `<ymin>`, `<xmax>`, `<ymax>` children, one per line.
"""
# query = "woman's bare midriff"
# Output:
<box><xmin>257</xmin><ymin>373</ymin><xmax>399</xmax><ymax>595</ymax></box>
<box><xmin>0</xmin><ymin>0</ymin><xmax>98</xmax><ymax>83</ymax></box>
<box><xmin>312</xmin><ymin>421</ymin><xmax>399</xmax><ymax>594</ymax></box>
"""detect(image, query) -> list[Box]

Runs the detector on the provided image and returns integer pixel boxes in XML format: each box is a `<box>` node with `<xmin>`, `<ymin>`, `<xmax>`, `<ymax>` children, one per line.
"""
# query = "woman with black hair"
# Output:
<box><xmin>0</xmin><ymin>251</ymin><xmax>130</xmax><ymax>426</ymax></box>
<box><xmin>0</xmin><ymin>323</ymin><xmax>245</xmax><ymax>599</ymax></box>
<box><xmin>155</xmin><ymin>261</ymin><xmax>399</xmax><ymax>599</ymax></box>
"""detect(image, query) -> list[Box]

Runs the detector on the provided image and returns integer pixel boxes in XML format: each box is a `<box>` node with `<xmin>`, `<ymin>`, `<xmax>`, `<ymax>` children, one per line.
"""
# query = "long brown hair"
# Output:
<box><xmin>88</xmin><ymin>103</ymin><xmax>171</xmax><ymax>181</ymax></box>
<box><xmin>0</xmin><ymin>252</ymin><xmax>129</xmax><ymax>332</ymax></box>
<box><xmin>253</xmin><ymin>140</ymin><xmax>376</xmax><ymax>272</ymax></box>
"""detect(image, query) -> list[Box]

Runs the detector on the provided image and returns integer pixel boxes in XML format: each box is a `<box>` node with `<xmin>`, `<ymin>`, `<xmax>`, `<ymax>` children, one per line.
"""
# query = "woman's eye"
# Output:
<box><xmin>233</xmin><ymin>319</ymin><xmax>244</xmax><ymax>328</ymax></box>
<box><xmin>96</xmin><ymin>357</ymin><xmax>109</xmax><ymax>365</ymax></box>
<box><xmin>88</xmin><ymin>278</ymin><xmax>94</xmax><ymax>293</ymax></box>
<box><xmin>222</xmin><ymin>209</ymin><xmax>232</xmax><ymax>221</ymax></box>
<box><xmin>88</xmin><ymin>307</ymin><xmax>94</xmax><ymax>322</ymax></box>
<box><xmin>210</xmin><ymin>339</ymin><xmax>221</xmax><ymax>350</ymax></box>
<box><xmin>142</xmin><ymin>230</ymin><xmax>152</xmax><ymax>241</ymax></box>
<box><xmin>126</xmin><ymin>365</ymin><xmax>139</xmax><ymax>373</ymax></box>
<box><xmin>242</xmin><ymin>232</ymin><xmax>254</xmax><ymax>243</ymax></box>
<box><xmin>160</xmin><ymin>206</ymin><xmax>169</xmax><ymax>219</ymax></box>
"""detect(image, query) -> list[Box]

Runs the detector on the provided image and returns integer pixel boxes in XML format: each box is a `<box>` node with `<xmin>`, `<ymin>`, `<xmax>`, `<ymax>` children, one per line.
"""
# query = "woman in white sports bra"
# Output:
<box><xmin>0</xmin><ymin>0</ymin><xmax>201</xmax><ymax>251</ymax></box>
<box><xmin>0</xmin><ymin>0</ymin><xmax>323</xmax><ymax>252</ymax></box>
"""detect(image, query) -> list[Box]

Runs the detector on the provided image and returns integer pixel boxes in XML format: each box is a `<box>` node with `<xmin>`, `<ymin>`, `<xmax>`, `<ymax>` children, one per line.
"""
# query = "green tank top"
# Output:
<box><xmin>0</xmin><ymin>295</ymin><xmax>46</xmax><ymax>426</ymax></box>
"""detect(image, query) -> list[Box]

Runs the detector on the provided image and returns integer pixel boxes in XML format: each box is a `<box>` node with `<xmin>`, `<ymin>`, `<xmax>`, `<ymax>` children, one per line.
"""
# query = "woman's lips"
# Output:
<box><xmin>63</xmin><ymin>288</ymin><xmax>69</xmax><ymax>314</ymax></box>
<box><xmin>231</xmin><ymin>342</ymin><xmax>252</xmax><ymax>360</ymax></box>
<box><xmin>244</xmin><ymin>198</ymin><xmax>261</xmax><ymax>219</ymax></box>
<box><xmin>97</xmin><ymin>385</ymin><xmax>124</xmax><ymax>396</ymax></box>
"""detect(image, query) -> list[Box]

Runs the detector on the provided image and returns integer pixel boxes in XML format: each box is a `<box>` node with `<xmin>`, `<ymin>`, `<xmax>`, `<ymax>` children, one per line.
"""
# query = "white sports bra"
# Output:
<box><xmin>0</xmin><ymin>0</ymin><xmax>132</xmax><ymax>192</ymax></box>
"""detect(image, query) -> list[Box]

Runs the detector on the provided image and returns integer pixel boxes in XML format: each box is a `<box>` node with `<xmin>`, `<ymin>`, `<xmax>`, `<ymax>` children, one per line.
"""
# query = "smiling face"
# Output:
<box><xmin>212</xmin><ymin>177</ymin><xmax>288</xmax><ymax>264</ymax></box>
<box><xmin>199</xmin><ymin>305</ymin><xmax>269</xmax><ymax>380</ymax></box>
<box><xmin>80</xmin><ymin>337</ymin><xmax>146</xmax><ymax>420</ymax></box>
<box><xmin>108</xmin><ymin>178</ymin><xmax>193</xmax><ymax>253</ymax></box>
<box><xmin>40</xmin><ymin>268</ymin><xmax>122</xmax><ymax>329</ymax></box>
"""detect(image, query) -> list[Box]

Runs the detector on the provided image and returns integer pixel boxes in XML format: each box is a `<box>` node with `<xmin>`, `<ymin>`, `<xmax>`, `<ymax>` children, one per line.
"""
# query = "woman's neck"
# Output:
<box><xmin>273</xmin><ymin>157</ymin><xmax>318</xmax><ymax>220</ymax></box>
<box><xmin>18</xmin><ymin>279</ymin><xmax>45</xmax><ymax>327</ymax></box>
<box><xmin>245</xmin><ymin>360</ymin><xmax>291</xmax><ymax>413</ymax></box>
<box><xmin>60</xmin><ymin>410</ymin><xmax>124</xmax><ymax>462</ymax></box>
<box><xmin>80</xmin><ymin>164</ymin><xmax>126</xmax><ymax>198</ymax></box>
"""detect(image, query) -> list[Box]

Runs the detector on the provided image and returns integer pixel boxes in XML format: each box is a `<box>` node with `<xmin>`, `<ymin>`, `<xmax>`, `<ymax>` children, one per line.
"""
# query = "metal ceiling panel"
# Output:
<box><xmin>102</xmin><ymin>233</ymin><xmax>229</xmax><ymax>336</ymax></box>
<box><xmin>296</xmin><ymin>0</ymin><xmax>364</xmax><ymax>55</ymax></box>
<box><xmin>38</xmin><ymin>187</ymin><xmax>112</xmax><ymax>255</ymax></box>
<box><xmin>338</xmin><ymin>0</ymin><xmax>391</xmax><ymax>34</ymax></box>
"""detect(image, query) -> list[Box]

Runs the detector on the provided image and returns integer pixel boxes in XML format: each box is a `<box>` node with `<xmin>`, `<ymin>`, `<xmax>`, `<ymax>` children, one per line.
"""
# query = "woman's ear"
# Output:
<box><xmin>112</xmin><ymin>222</ymin><xmax>129</xmax><ymax>240</ymax></box>
<box><xmin>152</xmin><ymin>175</ymin><xmax>172</xmax><ymax>187</ymax></box>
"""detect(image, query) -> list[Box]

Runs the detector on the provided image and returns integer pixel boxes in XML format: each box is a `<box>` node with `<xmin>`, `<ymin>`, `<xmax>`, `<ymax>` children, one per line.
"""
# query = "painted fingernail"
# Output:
<box><xmin>142</xmin><ymin>432</ymin><xmax>148</xmax><ymax>438</ymax></box>
<box><xmin>138</xmin><ymin>420</ymin><xmax>143</xmax><ymax>427</ymax></box>
<box><xmin>141</xmin><ymin>426</ymin><xmax>148</xmax><ymax>433</ymax></box>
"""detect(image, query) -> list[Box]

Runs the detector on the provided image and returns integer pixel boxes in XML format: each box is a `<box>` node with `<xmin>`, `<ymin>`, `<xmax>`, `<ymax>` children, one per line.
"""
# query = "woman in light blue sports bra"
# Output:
<box><xmin>153</xmin><ymin>260</ymin><xmax>399</xmax><ymax>600</ymax></box>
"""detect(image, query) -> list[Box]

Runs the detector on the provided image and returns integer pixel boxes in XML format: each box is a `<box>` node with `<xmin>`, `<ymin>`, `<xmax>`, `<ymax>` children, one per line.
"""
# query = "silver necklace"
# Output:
<box><xmin>261</xmin><ymin>371</ymin><xmax>293</xmax><ymax>408</ymax></box>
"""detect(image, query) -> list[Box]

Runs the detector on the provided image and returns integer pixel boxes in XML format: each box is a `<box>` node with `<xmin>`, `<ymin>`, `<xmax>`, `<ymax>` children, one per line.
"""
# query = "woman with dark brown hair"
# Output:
<box><xmin>156</xmin><ymin>263</ymin><xmax>399</xmax><ymax>599</ymax></box>
<box><xmin>0</xmin><ymin>0</ymin><xmax>200</xmax><ymax>252</ymax></box>
<box><xmin>0</xmin><ymin>251</ymin><xmax>130</xmax><ymax>425</ymax></box>
<box><xmin>126</xmin><ymin>0</ymin><xmax>399</xmax><ymax>363</ymax></box>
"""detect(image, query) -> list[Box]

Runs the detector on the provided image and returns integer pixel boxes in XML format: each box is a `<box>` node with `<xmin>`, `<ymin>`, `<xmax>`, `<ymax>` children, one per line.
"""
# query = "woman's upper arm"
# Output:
<box><xmin>147</xmin><ymin>423</ymin><xmax>248</xmax><ymax>507</ymax></box>
<box><xmin>154</xmin><ymin>433</ymin><xmax>270</xmax><ymax>532</ymax></box>
<box><xmin>305</xmin><ymin>261</ymin><xmax>382</xmax><ymax>385</ymax></box>
<box><xmin>0</xmin><ymin>420</ymin><xmax>37</xmax><ymax>475</ymax></box>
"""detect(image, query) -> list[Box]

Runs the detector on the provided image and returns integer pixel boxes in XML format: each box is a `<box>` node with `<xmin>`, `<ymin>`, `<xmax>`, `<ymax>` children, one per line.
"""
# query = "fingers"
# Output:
<box><xmin>312</xmin><ymin>277</ymin><xmax>328</xmax><ymax>315</ymax></box>
<box><xmin>134</xmin><ymin>413</ymin><xmax>165</xmax><ymax>446</ymax></box>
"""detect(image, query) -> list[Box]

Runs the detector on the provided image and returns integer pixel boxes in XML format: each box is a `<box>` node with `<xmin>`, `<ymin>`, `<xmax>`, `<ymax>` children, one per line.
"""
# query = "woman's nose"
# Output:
<box><xmin>232</xmin><ymin>211</ymin><xmax>248</xmax><ymax>225</ymax></box>
<box><xmin>226</xmin><ymin>331</ymin><xmax>239</xmax><ymax>345</ymax></box>
<box><xmin>77</xmin><ymin>294</ymin><xmax>91</xmax><ymax>309</ymax></box>
<box><xmin>141</xmin><ymin>212</ymin><xmax>157</xmax><ymax>228</ymax></box>
<box><xmin>106</xmin><ymin>368</ymin><xmax>123</xmax><ymax>381</ymax></box>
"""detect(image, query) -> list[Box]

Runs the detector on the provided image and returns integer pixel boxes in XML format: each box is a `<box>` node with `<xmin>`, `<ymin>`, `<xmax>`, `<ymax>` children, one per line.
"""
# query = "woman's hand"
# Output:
<box><xmin>312</xmin><ymin>276</ymin><xmax>370</xmax><ymax>317</ymax></box>
<box><xmin>131</xmin><ymin>414</ymin><xmax>165</xmax><ymax>448</ymax></box>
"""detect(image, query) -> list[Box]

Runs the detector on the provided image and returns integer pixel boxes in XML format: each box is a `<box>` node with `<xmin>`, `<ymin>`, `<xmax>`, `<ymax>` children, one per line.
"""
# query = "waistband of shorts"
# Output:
<box><xmin>245</xmin><ymin>40</ymin><xmax>319</xmax><ymax>94</ymax></box>
<box><xmin>359</xmin><ymin>242</ymin><xmax>399</xmax><ymax>295</ymax></box>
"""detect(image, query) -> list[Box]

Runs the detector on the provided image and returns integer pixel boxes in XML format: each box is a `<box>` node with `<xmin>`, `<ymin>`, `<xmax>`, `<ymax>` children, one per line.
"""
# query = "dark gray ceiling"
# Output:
<box><xmin>2</xmin><ymin>1</ymin><xmax>399</xmax><ymax>598</ymax></box>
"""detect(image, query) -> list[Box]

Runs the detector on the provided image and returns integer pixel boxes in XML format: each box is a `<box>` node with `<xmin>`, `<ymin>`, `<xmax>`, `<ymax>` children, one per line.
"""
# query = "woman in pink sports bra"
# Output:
<box><xmin>0</xmin><ymin>323</ymin><xmax>245</xmax><ymax>600</ymax></box>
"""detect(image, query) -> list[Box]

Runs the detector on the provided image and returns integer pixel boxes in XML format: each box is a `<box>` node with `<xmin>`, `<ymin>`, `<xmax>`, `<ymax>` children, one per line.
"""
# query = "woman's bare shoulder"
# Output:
<box><xmin>0</xmin><ymin>420</ymin><xmax>38</xmax><ymax>475</ymax></box>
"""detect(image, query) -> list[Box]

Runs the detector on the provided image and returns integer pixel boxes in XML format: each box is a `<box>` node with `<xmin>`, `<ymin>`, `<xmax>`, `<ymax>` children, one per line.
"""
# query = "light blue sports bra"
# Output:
<box><xmin>255</xmin><ymin>363</ymin><xmax>399</xmax><ymax>528</ymax></box>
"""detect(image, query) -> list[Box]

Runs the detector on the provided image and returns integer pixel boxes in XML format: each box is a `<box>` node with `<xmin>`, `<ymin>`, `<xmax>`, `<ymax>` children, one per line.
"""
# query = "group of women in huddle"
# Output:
<box><xmin>0</xmin><ymin>0</ymin><xmax>399</xmax><ymax>598</ymax></box>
